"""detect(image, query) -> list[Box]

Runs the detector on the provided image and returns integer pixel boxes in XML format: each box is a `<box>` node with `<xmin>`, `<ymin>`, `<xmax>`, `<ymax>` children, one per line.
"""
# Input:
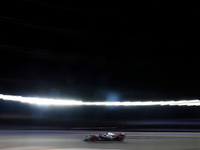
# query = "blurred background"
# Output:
<box><xmin>0</xmin><ymin>1</ymin><xmax>200</xmax><ymax>131</ymax></box>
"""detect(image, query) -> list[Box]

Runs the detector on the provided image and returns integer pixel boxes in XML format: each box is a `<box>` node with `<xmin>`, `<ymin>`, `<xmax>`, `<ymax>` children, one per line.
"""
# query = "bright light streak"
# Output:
<box><xmin>169</xmin><ymin>100</ymin><xmax>199</xmax><ymax>106</ymax></box>
<box><xmin>160</xmin><ymin>101</ymin><xmax>175</xmax><ymax>105</ymax></box>
<box><xmin>0</xmin><ymin>94</ymin><xmax>200</xmax><ymax>106</ymax></box>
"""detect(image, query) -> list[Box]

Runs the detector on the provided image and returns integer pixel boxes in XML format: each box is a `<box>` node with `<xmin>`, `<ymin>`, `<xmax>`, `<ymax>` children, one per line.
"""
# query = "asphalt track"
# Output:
<box><xmin>1</xmin><ymin>131</ymin><xmax>200</xmax><ymax>150</ymax></box>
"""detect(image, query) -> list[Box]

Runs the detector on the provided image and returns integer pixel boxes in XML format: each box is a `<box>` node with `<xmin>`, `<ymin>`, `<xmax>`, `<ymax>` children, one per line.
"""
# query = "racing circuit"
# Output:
<box><xmin>1</xmin><ymin>130</ymin><xmax>200</xmax><ymax>150</ymax></box>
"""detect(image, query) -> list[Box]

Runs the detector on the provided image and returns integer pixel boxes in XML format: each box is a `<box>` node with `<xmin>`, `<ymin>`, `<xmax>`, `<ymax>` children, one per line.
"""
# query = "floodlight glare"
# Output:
<box><xmin>0</xmin><ymin>94</ymin><xmax>200</xmax><ymax>106</ymax></box>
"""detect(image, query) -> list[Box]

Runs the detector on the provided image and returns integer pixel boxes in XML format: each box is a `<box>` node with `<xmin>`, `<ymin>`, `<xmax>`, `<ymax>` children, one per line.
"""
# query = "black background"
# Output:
<box><xmin>0</xmin><ymin>1</ymin><xmax>200</xmax><ymax>128</ymax></box>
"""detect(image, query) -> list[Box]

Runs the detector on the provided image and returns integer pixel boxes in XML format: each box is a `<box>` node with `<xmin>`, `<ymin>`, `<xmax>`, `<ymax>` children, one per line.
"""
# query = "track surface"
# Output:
<box><xmin>1</xmin><ymin>131</ymin><xmax>200</xmax><ymax>149</ymax></box>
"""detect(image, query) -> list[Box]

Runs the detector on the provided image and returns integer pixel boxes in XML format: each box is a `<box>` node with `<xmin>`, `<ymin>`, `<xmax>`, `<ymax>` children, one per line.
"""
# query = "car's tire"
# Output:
<box><xmin>118</xmin><ymin>136</ymin><xmax>124</xmax><ymax>141</ymax></box>
<box><xmin>90</xmin><ymin>135</ymin><xmax>97</xmax><ymax>142</ymax></box>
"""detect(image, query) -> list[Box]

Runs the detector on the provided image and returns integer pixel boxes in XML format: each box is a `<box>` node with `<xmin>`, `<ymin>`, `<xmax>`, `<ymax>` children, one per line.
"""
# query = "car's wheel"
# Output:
<box><xmin>90</xmin><ymin>135</ymin><xmax>97</xmax><ymax>142</ymax></box>
<box><xmin>118</xmin><ymin>136</ymin><xmax>124</xmax><ymax>141</ymax></box>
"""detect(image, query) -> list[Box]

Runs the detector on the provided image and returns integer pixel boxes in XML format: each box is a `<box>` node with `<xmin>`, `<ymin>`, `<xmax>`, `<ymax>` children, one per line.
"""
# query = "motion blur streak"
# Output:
<box><xmin>0</xmin><ymin>94</ymin><xmax>199</xmax><ymax>106</ymax></box>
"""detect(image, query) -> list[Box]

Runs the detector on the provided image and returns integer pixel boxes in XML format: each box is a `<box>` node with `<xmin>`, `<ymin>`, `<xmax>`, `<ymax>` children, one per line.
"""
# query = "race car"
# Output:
<box><xmin>83</xmin><ymin>132</ymin><xmax>125</xmax><ymax>142</ymax></box>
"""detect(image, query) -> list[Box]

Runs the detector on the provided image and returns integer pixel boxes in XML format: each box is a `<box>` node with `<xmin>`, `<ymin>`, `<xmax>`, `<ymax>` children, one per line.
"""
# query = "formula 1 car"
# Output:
<box><xmin>83</xmin><ymin>132</ymin><xmax>125</xmax><ymax>142</ymax></box>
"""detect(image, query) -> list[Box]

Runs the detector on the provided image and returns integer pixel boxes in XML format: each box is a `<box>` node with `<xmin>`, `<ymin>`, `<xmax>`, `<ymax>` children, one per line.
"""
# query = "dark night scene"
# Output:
<box><xmin>0</xmin><ymin>1</ymin><xmax>200</xmax><ymax>149</ymax></box>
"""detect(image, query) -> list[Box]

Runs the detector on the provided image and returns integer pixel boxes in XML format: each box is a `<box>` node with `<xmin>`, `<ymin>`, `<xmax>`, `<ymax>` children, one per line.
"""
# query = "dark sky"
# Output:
<box><xmin>1</xmin><ymin>1</ymin><xmax>200</xmax><ymax>125</ymax></box>
<box><xmin>0</xmin><ymin>1</ymin><xmax>200</xmax><ymax>102</ymax></box>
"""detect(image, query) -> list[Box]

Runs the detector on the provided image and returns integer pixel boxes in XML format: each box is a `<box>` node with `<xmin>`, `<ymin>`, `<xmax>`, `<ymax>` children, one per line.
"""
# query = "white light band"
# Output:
<box><xmin>0</xmin><ymin>94</ymin><xmax>199</xmax><ymax>106</ymax></box>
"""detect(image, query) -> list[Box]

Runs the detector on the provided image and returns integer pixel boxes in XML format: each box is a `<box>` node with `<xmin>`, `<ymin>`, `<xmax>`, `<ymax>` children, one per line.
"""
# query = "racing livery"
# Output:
<box><xmin>83</xmin><ymin>132</ymin><xmax>125</xmax><ymax>142</ymax></box>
